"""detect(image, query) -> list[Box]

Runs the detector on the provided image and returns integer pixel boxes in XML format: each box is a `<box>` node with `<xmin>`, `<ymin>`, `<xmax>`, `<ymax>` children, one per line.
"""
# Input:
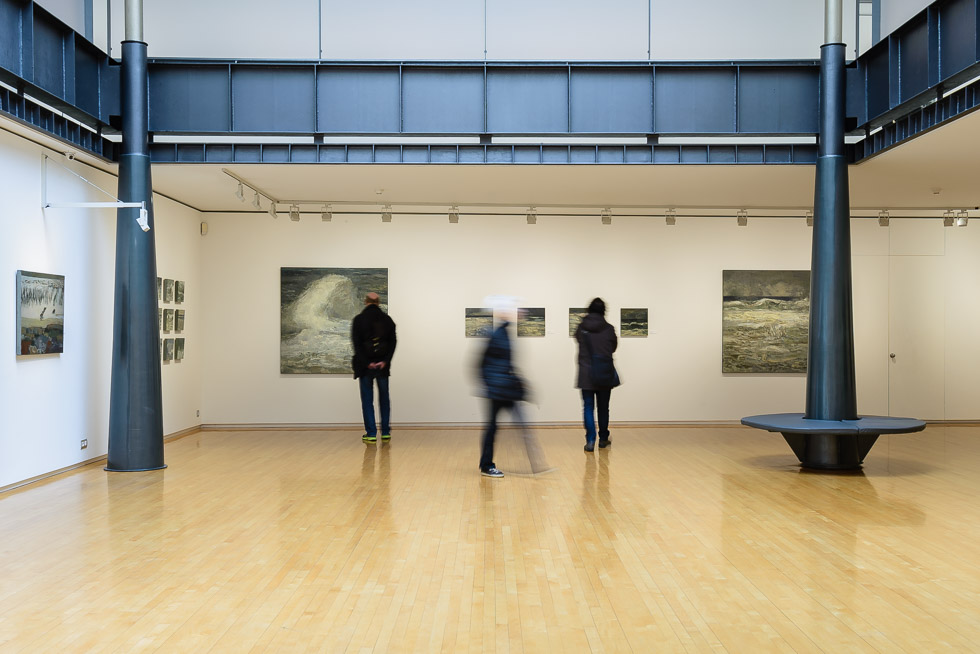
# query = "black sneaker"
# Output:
<box><xmin>481</xmin><ymin>467</ymin><xmax>504</xmax><ymax>478</ymax></box>
<box><xmin>584</xmin><ymin>442</ymin><xmax>595</xmax><ymax>452</ymax></box>
<box><xmin>598</xmin><ymin>438</ymin><xmax>610</xmax><ymax>449</ymax></box>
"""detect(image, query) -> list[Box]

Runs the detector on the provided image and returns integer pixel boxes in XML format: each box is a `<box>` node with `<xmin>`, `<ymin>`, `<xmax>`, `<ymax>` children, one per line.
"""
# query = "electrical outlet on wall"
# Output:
<box><xmin>196</xmin><ymin>409</ymin><xmax>200</xmax><ymax>417</ymax></box>
<box><xmin>80</xmin><ymin>439</ymin><xmax>88</xmax><ymax>449</ymax></box>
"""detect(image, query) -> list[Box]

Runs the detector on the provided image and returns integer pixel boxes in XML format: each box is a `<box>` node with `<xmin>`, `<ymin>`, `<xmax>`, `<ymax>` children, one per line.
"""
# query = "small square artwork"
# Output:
<box><xmin>163</xmin><ymin>338</ymin><xmax>174</xmax><ymax>361</ymax></box>
<box><xmin>163</xmin><ymin>279</ymin><xmax>174</xmax><ymax>303</ymax></box>
<box><xmin>517</xmin><ymin>308</ymin><xmax>546</xmax><ymax>337</ymax></box>
<box><xmin>175</xmin><ymin>280</ymin><xmax>185</xmax><ymax>304</ymax></box>
<box><xmin>164</xmin><ymin>308</ymin><xmax>175</xmax><ymax>332</ymax></box>
<box><xmin>175</xmin><ymin>338</ymin><xmax>185</xmax><ymax>361</ymax></box>
<box><xmin>157</xmin><ymin>277</ymin><xmax>162</xmax><ymax>301</ymax></box>
<box><xmin>16</xmin><ymin>270</ymin><xmax>65</xmax><ymax>355</ymax></box>
<box><xmin>158</xmin><ymin>308</ymin><xmax>163</xmax><ymax>330</ymax></box>
<box><xmin>568</xmin><ymin>308</ymin><xmax>589</xmax><ymax>337</ymax></box>
<box><xmin>464</xmin><ymin>308</ymin><xmax>493</xmax><ymax>338</ymax></box>
<box><xmin>621</xmin><ymin>308</ymin><xmax>649</xmax><ymax>337</ymax></box>
<box><xmin>175</xmin><ymin>309</ymin><xmax>185</xmax><ymax>332</ymax></box>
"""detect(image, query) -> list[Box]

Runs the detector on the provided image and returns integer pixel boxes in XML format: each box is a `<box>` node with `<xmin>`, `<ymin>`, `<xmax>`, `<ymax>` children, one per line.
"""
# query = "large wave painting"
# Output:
<box><xmin>722</xmin><ymin>270</ymin><xmax>809</xmax><ymax>373</ymax></box>
<box><xmin>280</xmin><ymin>267</ymin><xmax>388</xmax><ymax>374</ymax></box>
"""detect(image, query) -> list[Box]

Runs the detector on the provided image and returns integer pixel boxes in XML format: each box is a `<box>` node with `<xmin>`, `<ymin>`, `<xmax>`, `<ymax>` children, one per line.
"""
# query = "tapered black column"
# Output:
<box><xmin>805</xmin><ymin>42</ymin><xmax>857</xmax><ymax>421</ymax></box>
<box><xmin>106</xmin><ymin>33</ymin><xmax>165</xmax><ymax>471</ymax></box>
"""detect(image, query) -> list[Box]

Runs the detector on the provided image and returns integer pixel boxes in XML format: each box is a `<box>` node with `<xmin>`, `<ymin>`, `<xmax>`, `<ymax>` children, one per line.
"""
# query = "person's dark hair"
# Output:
<box><xmin>588</xmin><ymin>297</ymin><xmax>605</xmax><ymax>315</ymax></box>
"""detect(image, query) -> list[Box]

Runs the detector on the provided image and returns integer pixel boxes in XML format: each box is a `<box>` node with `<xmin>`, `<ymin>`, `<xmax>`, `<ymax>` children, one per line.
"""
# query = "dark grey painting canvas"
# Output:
<box><xmin>722</xmin><ymin>270</ymin><xmax>810</xmax><ymax>373</ymax></box>
<box><xmin>280</xmin><ymin>267</ymin><xmax>388</xmax><ymax>374</ymax></box>
<box><xmin>620</xmin><ymin>308</ymin><xmax>649</xmax><ymax>337</ymax></box>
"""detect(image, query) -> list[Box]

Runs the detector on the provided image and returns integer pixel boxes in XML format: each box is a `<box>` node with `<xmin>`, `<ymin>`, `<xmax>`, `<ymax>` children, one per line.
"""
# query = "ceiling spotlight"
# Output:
<box><xmin>806</xmin><ymin>210</ymin><xmax>813</xmax><ymax>227</ymax></box>
<box><xmin>252</xmin><ymin>191</ymin><xmax>261</xmax><ymax>209</ymax></box>
<box><xmin>526</xmin><ymin>207</ymin><xmax>537</xmax><ymax>225</ymax></box>
<box><xmin>268</xmin><ymin>202</ymin><xmax>277</xmax><ymax>219</ymax></box>
<box><xmin>235</xmin><ymin>182</ymin><xmax>245</xmax><ymax>202</ymax></box>
<box><xmin>321</xmin><ymin>204</ymin><xmax>332</xmax><ymax>222</ymax></box>
<box><xmin>943</xmin><ymin>210</ymin><xmax>955</xmax><ymax>227</ymax></box>
<box><xmin>957</xmin><ymin>210</ymin><xmax>969</xmax><ymax>227</ymax></box>
<box><xmin>289</xmin><ymin>204</ymin><xmax>300</xmax><ymax>222</ymax></box>
<box><xmin>448</xmin><ymin>205</ymin><xmax>460</xmax><ymax>224</ymax></box>
<box><xmin>382</xmin><ymin>204</ymin><xmax>392</xmax><ymax>222</ymax></box>
<box><xmin>878</xmin><ymin>210</ymin><xmax>889</xmax><ymax>227</ymax></box>
<box><xmin>665</xmin><ymin>208</ymin><xmax>676</xmax><ymax>226</ymax></box>
<box><xmin>737</xmin><ymin>209</ymin><xmax>748</xmax><ymax>227</ymax></box>
<box><xmin>601</xmin><ymin>208</ymin><xmax>612</xmax><ymax>225</ymax></box>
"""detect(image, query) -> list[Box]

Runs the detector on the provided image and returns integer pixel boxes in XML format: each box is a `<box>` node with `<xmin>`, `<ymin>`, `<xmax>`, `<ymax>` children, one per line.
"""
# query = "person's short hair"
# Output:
<box><xmin>365</xmin><ymin>293</ymin><xmax>380</xmax><ymax>305</ymax></box>
<box><xmin>588</xmin><ymin>297</ymin><xmax>605</xmax><ymax>315</ymax></box>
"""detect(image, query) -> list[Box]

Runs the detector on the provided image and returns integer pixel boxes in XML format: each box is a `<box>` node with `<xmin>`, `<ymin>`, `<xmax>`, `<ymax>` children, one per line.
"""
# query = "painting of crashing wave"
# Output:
<box><xmin>722</xmin><ymin>270</ymin><xmax>809</xmax><ymax>373</ymax></box>
<box><xmin>17</xmin><ymin>270</ymin><xmax>65</xmax><ymax>356</ymax></box>
<box><xmin>280</xmin><ymin>267</ymin><xmax>388</xmax><ymax>374</ymax></box>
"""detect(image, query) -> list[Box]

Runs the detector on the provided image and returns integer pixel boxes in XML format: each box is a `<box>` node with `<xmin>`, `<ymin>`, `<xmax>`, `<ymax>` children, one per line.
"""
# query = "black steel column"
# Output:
<box><xmin>106</xmin><ymin>32</ymin><xmax>165</xmax><ymax>471</ymax></box>
<box><xmin>804</xmin><ymin>41</ymin><xmax>858</xmax><ymax>422</ymax></box>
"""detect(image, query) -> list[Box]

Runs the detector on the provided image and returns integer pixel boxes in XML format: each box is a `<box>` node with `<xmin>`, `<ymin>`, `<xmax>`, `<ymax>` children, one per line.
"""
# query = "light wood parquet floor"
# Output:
<box><xmin>1</xmin><ymin>424</ymin><xmax>978</xmax><ymax>653</ymax></box>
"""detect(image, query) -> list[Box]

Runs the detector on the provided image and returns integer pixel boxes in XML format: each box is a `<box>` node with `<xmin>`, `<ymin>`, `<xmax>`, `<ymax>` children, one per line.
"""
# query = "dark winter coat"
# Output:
<box><xmin>481</xmin><ymin>322</ymin><xmax>525</xmax><ymax>401</ymax></box>
<box><xmin>350</xmin><ymin>304</ymin><xmax>397</xmax><ymax>378</ymax></box>
<box><xmin>575</xmin><ymin>312</ymin><xmax>618</xmax><ymax>390</ymax></box>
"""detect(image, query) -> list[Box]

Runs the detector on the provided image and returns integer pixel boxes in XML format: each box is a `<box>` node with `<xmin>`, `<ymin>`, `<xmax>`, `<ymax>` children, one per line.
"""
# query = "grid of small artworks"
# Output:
<box><xmin>158</xmin><ymin>277</ymin><xmax>186</xmax><ymax>362</ymax></box>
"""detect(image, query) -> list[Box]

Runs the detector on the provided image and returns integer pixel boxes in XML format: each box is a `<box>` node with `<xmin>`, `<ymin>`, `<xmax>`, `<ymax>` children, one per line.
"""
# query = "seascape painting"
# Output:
<box><xmin>465</xmin><ymin>308</ymin><xmax>493</xmax><ymax>338</ymax></box>
<box><xmin>158</xmin><ymin>308</ymin><xmax>162</xmax><ymax>330</ymax></box>
<box><xmin>568</xmin><ymin>308</ymin><xmax>588</xmax><ymax>337</ymax></box>
<box><xmin>281</xmin><ymin>267</ymin><xmax>388</xmax><ymax>374</ymax></box>
<box><xmin>517</xmin><ymin>308</ymin><xmax>546</xmax><ymax>337</ymax></box>
<box><xmin>163</xmin><ymin>279</ymin><xmax>174</xmax><ymax>303</ymax></box>
<box><xmin>722</xmin><ymin>270</ymin><xmax>810</xmax><ymax>373</ymax></box>
<box><xmin>164</xmin><ymin>309</ymin><xmax>175</xmax><ymax>332</ymax></box>
<box><xmin>621</xmin><ymin>308</ymin><xmax>649</xmax><ymax>337</ymax></box>
<box><xmin>163</xmin><ymin>338</ymin><xmax>174</xmax><ymax>362</ymax></box>
<box><xmin>175</xmin><ymin>338</ymin><xmax>185</xmax><ymax>361</ymax></box>
<box><xmin>17</xmin><ymin>271</ymin><xmax>65</xmax><ymax>355</ymax></box>
<box><xmin>157</xmin><ymin>277</ymin><xmax>162</xmax><ymax>301</ymax></box>
<box><xmin>175</xmin><ymin>280</ymin><xmax>185</xmax><ymax>303</ymax></box>
<box><xmin>175</xmin><ymin>309</ymin><xmax>185</xmax><ymax>332</ymax></box>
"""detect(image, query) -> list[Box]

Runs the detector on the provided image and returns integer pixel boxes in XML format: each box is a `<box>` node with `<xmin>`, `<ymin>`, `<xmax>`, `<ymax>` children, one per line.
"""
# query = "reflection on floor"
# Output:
<box><xmin>1</xmin><ymin>425</ymin><xmax>978</xmax><ymax>652</ymax></box>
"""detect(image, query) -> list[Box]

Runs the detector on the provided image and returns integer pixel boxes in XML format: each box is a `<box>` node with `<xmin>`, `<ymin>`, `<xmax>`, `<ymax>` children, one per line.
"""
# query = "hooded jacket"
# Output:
<box><xmin>574</xmin><ymin>312</ymin><xmax>618</xmax><ymax>390</ymax></box>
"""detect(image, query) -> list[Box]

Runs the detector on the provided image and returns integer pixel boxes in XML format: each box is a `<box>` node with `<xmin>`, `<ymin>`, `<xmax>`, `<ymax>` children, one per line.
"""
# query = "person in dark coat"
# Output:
<box><xmin>351</xmin><ymin>292</ymin><xmax>397</xmax><ymax>443</ymax></box>
<box><xmin>575</xmin><ymin>297</ymin><xmax>618</xmax><ymax>452</ymax></box>
<box><xmin>478</xmin><ymin>311</ymin><xmax>523</xmax><ymax>477</ymax></box>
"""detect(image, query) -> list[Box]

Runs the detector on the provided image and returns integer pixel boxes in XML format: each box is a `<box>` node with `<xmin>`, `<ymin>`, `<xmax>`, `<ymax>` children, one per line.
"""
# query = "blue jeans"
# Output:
<box><xmin>359</xmin><ymin>373</ymin><xmax>391</xmax><ymax>436</ymax></box>
<box><xmin>582</xmin><ymin>389</ymin><xmax>611</xmax><ymax>444</ymax></box>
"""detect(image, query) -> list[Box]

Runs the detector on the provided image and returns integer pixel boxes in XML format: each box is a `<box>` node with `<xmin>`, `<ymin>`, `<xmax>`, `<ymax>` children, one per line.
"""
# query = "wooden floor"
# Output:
<box><xmin>1</xmin><ymin>425</ymin><xmax>979</xmax><ymax>653</ymax></box>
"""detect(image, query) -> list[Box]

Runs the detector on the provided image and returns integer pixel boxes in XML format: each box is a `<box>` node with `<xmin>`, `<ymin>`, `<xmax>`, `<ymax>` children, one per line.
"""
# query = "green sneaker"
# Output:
<box><xmin>362</xmin><ymin>434</ymin><xmax>376</xmax><ymax>443</ymax></box>
<box><xmin>381</xmin><ymin>433</ymin><xmax>391</xmax><ymax>441</ymax></box>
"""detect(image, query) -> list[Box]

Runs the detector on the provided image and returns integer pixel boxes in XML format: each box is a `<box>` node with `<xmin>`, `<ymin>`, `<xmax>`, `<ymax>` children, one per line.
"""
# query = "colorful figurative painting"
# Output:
<box><xmin>17</xmin><ymin>271</ymin><xmax>65</xmax><ymax>355</ymax></box>
<box><xmin>164</xmin><ymin>309</ymin><xmax>175</xmax><ymax>332</ymax></box>
<box><xmin>163</xmin><ymin>279</ymin><xmax>174</xmax><ymax>303</ymax></box>
<box><xmin>175</xmin><ymin>280</ymin><xmax>185</xmax><ymax>304</ymax></box>
<box><xmin>163</xmin><ymin>338</ymin><xmax>174</xmax><ymax>362</ymax></box>
<box><xmin>280</xmin><ymin>267</ymin><xmax>389</xmax><ymax>374</ymax></box>
<box><xmin>175</xmin><ymin>309</ymin><xmax>185</xmax><ymax>332</ymax></box>
<box><xmin>621</xmin><ymin>308</ymin><xmax>649</xmax><ymax>337</ymax></box>
<box><xmin>175</xmin><ymin>338</ymin><xmax>185</xmax><ymax>361</ymax></box>
<box><xmin>465</xmin><ymin>307</ymin><xmax>493</xmax><ymax>338</ymax></box>
<box><xmin>568</xmin><ymin>308</ymin><xmax>588</xmax><ymax>337</ymax></box>
<box><xmin>722</xmin><ymin>270</ymin><xmax>810</xmax><ymax>373</ymax></box>
<box><xmin>517</xmin><ymin>308</ymin><xmax>545</xmax><ymax>337</ymax></box>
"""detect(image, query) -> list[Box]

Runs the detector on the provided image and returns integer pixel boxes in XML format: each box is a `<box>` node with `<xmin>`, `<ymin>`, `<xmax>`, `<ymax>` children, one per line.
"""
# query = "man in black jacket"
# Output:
<box><xmin>351</xmin><ymin>292</ymin><xmax>397</xmax><ymax>443</ymax></box>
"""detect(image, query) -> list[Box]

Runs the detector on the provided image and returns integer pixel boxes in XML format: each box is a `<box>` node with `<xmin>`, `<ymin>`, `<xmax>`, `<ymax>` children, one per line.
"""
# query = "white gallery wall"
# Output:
<box><xmin>0</xmin><ymin>127</ymin><xmax>203</xmax><ymax>489</ymax></box>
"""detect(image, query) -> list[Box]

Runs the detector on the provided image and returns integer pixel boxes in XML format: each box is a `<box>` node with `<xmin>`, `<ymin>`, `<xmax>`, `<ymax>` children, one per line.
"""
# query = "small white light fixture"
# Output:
<box><xmin>957</xmin><ymin>210</ymin><xmax>969</xmax><ymax>227</ymax></box>
<box><xmin>252</xmin><ymin>191</ymin><xmax>262</xmax><ymax>209</ymax></box>
<box><xmin>200</xmin><ymin>221</ymin><xmax>209</xmax><ymax>236</ymax></box>
<box><xmin>737</xmin><ymin>209</ymin><xmax>748</xmax><ymax>227</ymax></box>
<box><xmin>235</xmin><ymin>182</ymin><xmax>245</xmax><ymax>202</ymax></box>
<box><xmin>268</xmin><ymin>202</ymin><xmax>277</xmax><ymax>219</ymax></box>
<box><xmin>526</xmin><ymin>207</ymin><xmax>537</xmax><ymax>225</ymax></box>
<box><xmin>321</xmin><ymin>204</ymin><xmax>332</xmax><ymax>222</ymax></box>
<box><xmin>878</xmin><ymin>210</ymin><xmax>889</xmax><ymax>227</ymax></box>
<box><xmin>943</xmin><ymin>210</ymin><xmax>955</xmax><ymax>227</ymax></box>
<box><xmin>448</xmin><ymin>205</ymin><xmax>460</xmax><ymax>223</ymax></box>
<box><xmin>382</xmin><ymin>204</ymin><xmax>392</xmax><ymax>222</ymax></box>
<box><xmin>601</xmin><ymin>208</ymin><xmax>612</xmax><ymax>225</ymax></box>
<box><xmin>806</xmin><ymin>210</ymin><xmax>813</xmax><ymax>227</ymax></box>
<box><xmin>289</xmin><ymin>204</ymin><xmax>300</xmax><ymax>222</ymax></box>
<box><xmin>136</xmin><ymin>206</ymin><xmax>150</xmax><ymax>232</ymax></box>
<box><xmin>665</xmin><ymin>208</ymin><xmax>676</xmax><ymax>226</ymax></box>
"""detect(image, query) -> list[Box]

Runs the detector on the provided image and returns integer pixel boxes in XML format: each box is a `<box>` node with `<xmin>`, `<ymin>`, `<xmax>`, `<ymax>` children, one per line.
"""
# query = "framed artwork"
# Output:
<box><xmin>164</xmin><ymin>308</ymin><xmax>175</xmax><ymax>332</ymax></box>
<box><xmin>464</xmin><ymin>307</ymin><xmax>493</xmax><ymax>338</ymax></box>
<box><xmin>175</xmin><ymin>338</ymin><xmax>185</xmax><ymax>361</ymax></box>
<box><xmin>16</xmin><ymin>270</ymin><xmax>65</xmax><ymax>355</ymax></box>
<box><xmin>517</xmin><ymin>308</ymin><xmax>545</xmax><ymax>337</ymax></box>
<box><xmin>175</xmin><ymin>309</ymin><xmax>185</xmax><ymax>332</ymax></box>
<box><xmin>163</xmin><ymin>338</ymin><xmax>174</xmax><ymax>361</ymax></box>
<box><xmin>175</xmin><ymin>280</ymin><xmax>185</xmax><ymax>304</ymax></box>
<box><xmin>722</xmin><ymin>270</ymin><xmax>810</xmax><ymax>373</ymax></box>
<box><xmin>568</xmin><ymin>308</ymin><xmax>589</xmax><ymax>337</ymax></box>
<box><xmin>157</xmin><ymin>277</ymin><xmax>162</xmax><ymax>301</ymax></box>
<box><xmin>158</xmin><ymin>308</ymin><xmax>163</xmax><ymax>330</ymax></box>
<box><xmin>280</xmin><ymin>267</ymin><xmax>389</xmax><ymax>374</ymax></box>
<box><xmin>621</xmin><ymin>308</ymin><xmax>649</xmax><ymax>337</ymax></box>
<box><xmin>163</xmin><ymin>279</ymin><xmax>174</xmax><ymax>303</ymax></box>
